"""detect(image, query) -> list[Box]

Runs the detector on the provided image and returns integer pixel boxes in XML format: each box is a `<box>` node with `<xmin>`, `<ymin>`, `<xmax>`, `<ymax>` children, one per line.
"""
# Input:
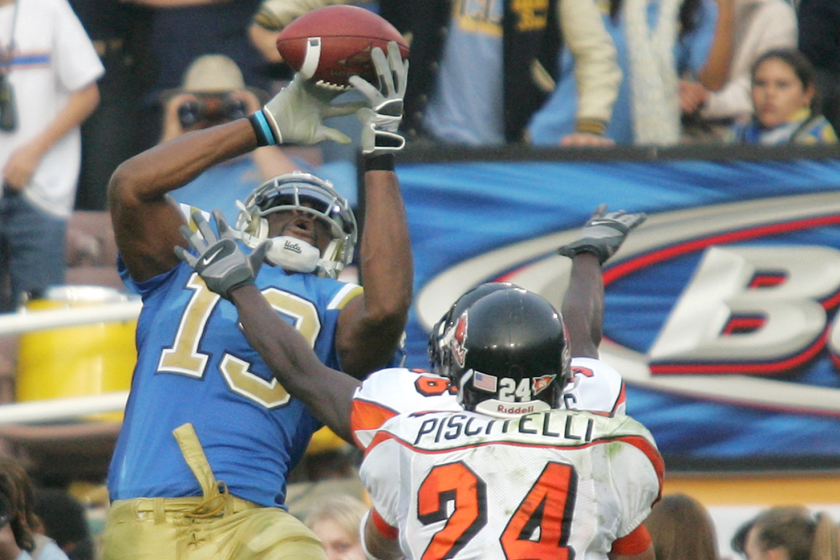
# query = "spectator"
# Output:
<box><xmin>726</xmin><ymin>47</ymin><xmax>837</xmax><ymax>143</ymax></box>
<box><xmin>304</xmin><ymin>495</ymin><xmax>368</xmax><ymax>560</ymax></box>
<box><xmin>0</xmin><ymin>457</ymin><xmax>68</xmax><ymax>560</ymax></box>
<box><xmin>33</xmin><ymin>489</ymin><xmax>93</xmax><ymax>560</ymax></box>
<box><xmin>0</xmin><ymin>0</ymin><xmax>103</xmax><ymax>312</ymax></box>
<box><xmin>797</xmin><ymin>0</ymin><xmax>840</xmax><ymax>135</ymax></box>
<box><xmin>680</xmin><ymin>0</ymin><xmax>797</xmax><ymax>141</ymax></box>
<box><xmin>252</xmin><ymin>0</ymin><xmax>622</xmax><ymax>146</ymax></box>
<box><xmin>382</xmin><ymin>0</ymin><xmax>621</xmax><ymax>146</ymax></box>
<box><xmin>732</xmin><ymin>506</ymin><xmax>840</xmax><ymax>560</ymax></box>
<box><xmin>645</xmin><ymin>493</ymin><xmax>719</xmax><ymax>560</ymax></box>
<box><xmin>162</xmin><ymin>54</ymin><xmax>299</xmax><ymax>223</ymax></box>
<box><xmin>124</xmin><ymin>0</ymin><xmax>274</xmax><ymax>151</ymax></box>
<box><xmin>529</xmin><ymin>0</ymin><xmax>720</xmax><ymax>146</ymax></box>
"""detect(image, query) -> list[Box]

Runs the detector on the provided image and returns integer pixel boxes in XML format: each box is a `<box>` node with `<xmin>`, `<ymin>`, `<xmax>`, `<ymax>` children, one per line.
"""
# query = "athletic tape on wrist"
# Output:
<box><xmin>249</xmin><ymin>112</ymin><xmax>277</xmax><ymax>146</ymax></box>
<box><xmin>365</xmin><ymin>153</ymin><xmax>395</xmax><ymax>171</ymax></box>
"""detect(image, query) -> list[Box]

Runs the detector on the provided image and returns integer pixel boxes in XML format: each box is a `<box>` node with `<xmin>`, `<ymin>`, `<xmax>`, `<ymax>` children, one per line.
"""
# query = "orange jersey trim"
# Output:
<box><xmin>612</xmin><ymin>523</ymin><xmax>651</xmax><ymax>555</ymax></box>
<box><xmin>614</xmin><ymin>380</ymin><xmax>627</xmax><ymax>414</ymax></box>
<box><xmin>372</xmin><ymin>508</ymin><xmax>399</xmax><ymax>539</ymax></box>
<box><xmin>351</xmin><ymin>399</ymin><xmax>399</xmax><ymax>448</ymax></box>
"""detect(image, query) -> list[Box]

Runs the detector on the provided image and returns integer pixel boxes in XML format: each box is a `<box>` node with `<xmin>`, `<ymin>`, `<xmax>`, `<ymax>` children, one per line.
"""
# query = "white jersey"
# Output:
<box><xmin>360</xmin><ymin>409</ymin><xmax>662</xmax><ymax>560</ymax></box>
<box><xmin>351</xmin><ymin>358</ymin><xmax>627</xmax><ymax>449</ymax></box>
<box><xmin>562</xmin><ymin>357</ymin><xmax>627</xmax><ymax>416</ymax></box>
<box><xmin>0</xmin><ymin>0</ymin><xmax>104</xmax><ymax>217</ymax></box>
<box><xmin>351</xmin><ymin>368</ymin><xmax>461</xmax><ymax>450</ymax></box>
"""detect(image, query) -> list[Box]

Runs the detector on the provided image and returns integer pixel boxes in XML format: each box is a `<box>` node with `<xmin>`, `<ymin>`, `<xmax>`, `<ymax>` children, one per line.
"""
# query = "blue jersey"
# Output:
<box><xmin>107</xmin><ymin>230</ymin><xmax>362</xmax><ymax>508</ymax></box>
<box><xmin>727</xmin><ymin>111</ymin><xmax>839</xmax><ymax>145</ymax></box>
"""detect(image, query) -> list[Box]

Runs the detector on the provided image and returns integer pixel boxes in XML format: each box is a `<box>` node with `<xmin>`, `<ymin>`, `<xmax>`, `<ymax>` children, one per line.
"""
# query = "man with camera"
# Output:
<box><xmin>160</xmin><ymin>54</ymin><xmax>300</xmax><ymax>223</ymax></box>
<box><xmin>0</xmin><ymin>0</ymin><xmax>103</xmax><ymax>312</ymax></box>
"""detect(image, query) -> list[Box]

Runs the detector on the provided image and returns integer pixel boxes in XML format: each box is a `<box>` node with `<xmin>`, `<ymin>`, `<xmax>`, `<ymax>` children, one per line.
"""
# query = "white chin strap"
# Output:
<box><xmin>265</xmin><ymin>236</ymin><xmax>321</xmax><ymax>274</ymax></box>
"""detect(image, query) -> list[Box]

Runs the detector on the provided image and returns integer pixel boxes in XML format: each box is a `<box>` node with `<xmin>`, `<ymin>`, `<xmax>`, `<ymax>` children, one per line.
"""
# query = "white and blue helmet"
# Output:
<box><xmin>234</xmin><ymin>171</ymin><xmax>357</xmax><ymax>279</ymax></box>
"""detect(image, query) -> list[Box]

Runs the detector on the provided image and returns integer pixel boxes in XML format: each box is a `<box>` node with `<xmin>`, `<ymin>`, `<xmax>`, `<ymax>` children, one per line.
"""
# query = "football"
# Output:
<box><xmin>275</xmin><ymin>5</ymin><xmax>409</xmax><ymax>89</ymax></box>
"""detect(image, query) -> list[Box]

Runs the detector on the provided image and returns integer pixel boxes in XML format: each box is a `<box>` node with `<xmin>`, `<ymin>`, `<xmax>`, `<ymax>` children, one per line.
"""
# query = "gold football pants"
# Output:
<box><xmin>102</xmin><ymin>423</ymin><xmax>328</xmax><ymax>560</ymax></box>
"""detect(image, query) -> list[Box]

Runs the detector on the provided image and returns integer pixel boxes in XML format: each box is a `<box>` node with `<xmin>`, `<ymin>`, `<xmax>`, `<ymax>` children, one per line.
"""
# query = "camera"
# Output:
<box><xmin>0</xmin><ymin>73</ymin><xmax>18</xmax><ymax>132</ymax></box>
<box><xmin>177</xmin><ymin>94</ymin><xmax>248</xmax><ymax>128</ymax></box>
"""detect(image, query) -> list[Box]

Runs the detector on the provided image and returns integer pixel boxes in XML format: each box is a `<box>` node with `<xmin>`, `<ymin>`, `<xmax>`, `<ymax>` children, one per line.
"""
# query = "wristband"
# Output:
<box><xmin>249</xmin><ymin>112</ymin><xmax>277</xmax><ymax>146</ymax></box>
<box><xmin>365</xmin><ymin>153</ymin><xmax>395</xmax><ymax>171</ymax></box>
<box><xmin>557</xmin><ymin>244</ymin><xmax>604</xmax><ymax>263</ymax></box>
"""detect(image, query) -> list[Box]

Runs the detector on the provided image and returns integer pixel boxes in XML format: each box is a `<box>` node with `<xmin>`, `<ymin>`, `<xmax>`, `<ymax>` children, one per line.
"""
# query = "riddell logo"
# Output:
<box><xmin>284</xmin><ymin>240</ymin><xmax>302</xmax><ymax>254</ymax></box>
<box><xmin>498</xmin><ymin>403</ymin><xmax>535</xmax><ymax>414</ymax></box>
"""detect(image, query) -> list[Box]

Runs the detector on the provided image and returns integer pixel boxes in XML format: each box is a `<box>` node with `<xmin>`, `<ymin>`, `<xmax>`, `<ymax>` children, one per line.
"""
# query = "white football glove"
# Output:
<box><xmin>349</xmin><ymin>41</ymin><xmax>408</xmax><ymax>156</ymax></box>
<box><xmin>261</xmin><ymin>75</ymin><xmax>358</xmax><ymax>145</ymax></box>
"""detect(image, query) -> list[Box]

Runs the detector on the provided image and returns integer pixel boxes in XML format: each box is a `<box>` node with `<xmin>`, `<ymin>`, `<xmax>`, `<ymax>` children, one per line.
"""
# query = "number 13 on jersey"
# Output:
<box><xmin>157</xmin><ymin>276</ymin><xmax>322</xmax><ymax>408</ymax></box>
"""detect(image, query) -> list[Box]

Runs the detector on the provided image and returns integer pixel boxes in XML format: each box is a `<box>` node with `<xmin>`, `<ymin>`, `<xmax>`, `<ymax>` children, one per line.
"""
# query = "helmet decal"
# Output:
<box><xmin>533</xmin><ymin>375</ymin><xmax>557</xmax><ymax>395</ymax></box>
<box><xmin>450</xmin><ymin>310</ymin><xmax>469</xmax><ymax>368</ymax></box>
<box><xmin>429</xmin><ymin>282</ymin><xmax>520</xmax><ymax>376</ymax></box>
<box><xmin>471</xmin><ymin>370</ymin><xmax>498</xmax><ymax>393</ymax></box>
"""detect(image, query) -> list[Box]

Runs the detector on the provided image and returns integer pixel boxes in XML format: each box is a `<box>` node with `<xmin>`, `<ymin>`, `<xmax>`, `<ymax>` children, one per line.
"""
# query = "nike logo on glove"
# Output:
<box><xmin>200</xmin><ymin>245</ymin><xmax>226</xmax><ymax>267</ymax></box>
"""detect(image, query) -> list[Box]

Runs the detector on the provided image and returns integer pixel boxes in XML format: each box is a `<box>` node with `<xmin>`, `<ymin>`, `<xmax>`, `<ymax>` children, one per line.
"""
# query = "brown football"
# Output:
<box><xmin>275</xmin><ymin>5</ymin><xmax>409</xmax><ymax>89</ymax></box>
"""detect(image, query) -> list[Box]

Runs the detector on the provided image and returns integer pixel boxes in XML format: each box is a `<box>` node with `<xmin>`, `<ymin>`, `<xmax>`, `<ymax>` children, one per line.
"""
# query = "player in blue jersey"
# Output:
<box><xmin>102</xmin><ymin>43</ymin><xmax>412</xmax><ymax>560</ymax></box>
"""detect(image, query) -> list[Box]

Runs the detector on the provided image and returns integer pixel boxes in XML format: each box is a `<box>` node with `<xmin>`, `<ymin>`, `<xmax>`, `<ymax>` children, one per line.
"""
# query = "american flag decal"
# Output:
<box><xmin>473</xmin><ymin>370</ymin><xmax>498</xmax><ymax>392</ymax></box>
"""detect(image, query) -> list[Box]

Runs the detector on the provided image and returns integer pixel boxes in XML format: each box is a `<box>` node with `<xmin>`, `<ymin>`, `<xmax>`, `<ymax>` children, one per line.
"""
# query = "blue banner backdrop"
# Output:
<box><xmin>387</xmin><ymin>144</ymin><xmax>840</xmax><ymax>471</ymax></box>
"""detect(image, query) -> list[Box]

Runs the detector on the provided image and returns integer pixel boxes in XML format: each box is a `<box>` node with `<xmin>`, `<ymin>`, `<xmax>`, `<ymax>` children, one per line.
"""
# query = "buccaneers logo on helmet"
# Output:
<box><xmin>533</xmin><ymin>375</ymin><xmax>557</xmax><ymax>395</ymax></box>
<box><xmin>450</xmin><ymin>311</ymin><xmax>469</xmax><ymax>368</ymax></box>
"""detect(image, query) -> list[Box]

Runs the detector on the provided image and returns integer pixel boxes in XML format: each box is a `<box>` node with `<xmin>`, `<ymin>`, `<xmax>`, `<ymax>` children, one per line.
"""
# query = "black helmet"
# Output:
<box><xmin>438</xmin><ymin>287</ymin><xmax>572</xmax><ymax>417</ymax></box>
<box><xmin>428</xmin><ymin>282</ymin><xmax>516</xmax><ymax>374</ymax></box>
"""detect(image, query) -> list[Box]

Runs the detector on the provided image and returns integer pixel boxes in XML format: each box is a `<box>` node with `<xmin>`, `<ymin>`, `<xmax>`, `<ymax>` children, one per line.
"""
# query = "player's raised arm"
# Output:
<box><xmin>108</xmin><ymin>67</ymin><xmax>356</xmax><ymax>284</ymax></box>
<box><xmin>333</xmin><ymin>41</ymin><xmax>414</xmax><ymax>377</ymax></box>
<box><xmin>176</xmin><ymin>210</ymin><xmax>360</xmax><ymax>441</ymax></box>
<box><xmin>558</xmin><ymin>205</ymin><xmax>646</xmax><ymax>358</ymax></box>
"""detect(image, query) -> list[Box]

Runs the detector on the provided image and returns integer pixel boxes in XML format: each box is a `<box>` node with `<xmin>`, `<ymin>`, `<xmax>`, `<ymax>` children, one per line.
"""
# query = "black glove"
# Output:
<box><xmin>175</xmin><ymin>210</ymin><xmax>269</xmax><ymax>299</ymax></box>
<box><xmin>557</xmin><ymin>204</ymin><xmax>647</xmax><ymax>264</ymax></box>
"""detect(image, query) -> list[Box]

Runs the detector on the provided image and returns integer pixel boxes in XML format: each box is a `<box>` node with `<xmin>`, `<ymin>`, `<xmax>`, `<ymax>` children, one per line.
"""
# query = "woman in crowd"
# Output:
<box><xmin>304</xmin><ymin>495</ymin><xmax>368</xmax><ymax>560</ymax></box>
<box><xmin>732</xmin><ymin>506</ymin><xmax>839</xmax><ymax>560</ymax></box>
<box><xmin>0</xmin><ymin>457</ymin><xmax>68</xmax><ymax>560</ymax></box>
<box><xmin>727</xmin><ymin>47</ymin><xmax>838</xmax><ymax>144</ymax></box>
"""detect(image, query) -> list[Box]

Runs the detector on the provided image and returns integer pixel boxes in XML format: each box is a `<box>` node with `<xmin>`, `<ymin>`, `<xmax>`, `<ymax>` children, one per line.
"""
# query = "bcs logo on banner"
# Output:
<box><xmin>415</xmin><ymin>192</ymin><xmax>840</xmax><ymax>417</ymax></box>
